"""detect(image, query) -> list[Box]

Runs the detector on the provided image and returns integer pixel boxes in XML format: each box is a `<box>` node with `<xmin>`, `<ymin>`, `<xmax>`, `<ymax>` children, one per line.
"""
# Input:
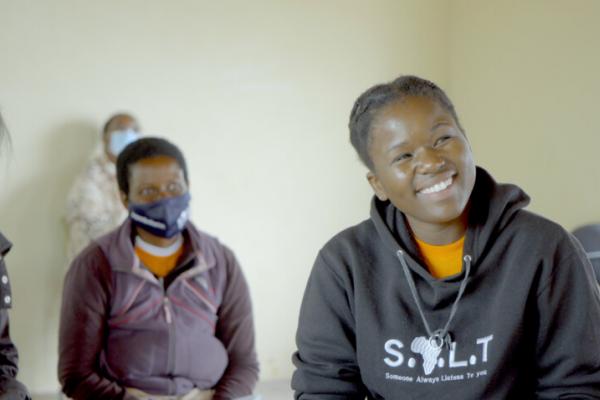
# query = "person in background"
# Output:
<box><xmin>59</xmin><ymin>137</ymin><xmax>259</xmax><ymax>400</ymax></box>
<box><xmin>0</xmin><ymin>112</ymin><xmax>31</xmax><ymax>399</ymax></box>
<box><xmin>65</xmin><ymin>112</ymin><xmax>141</xmax><ymax>261</ymax></box>
<box><xmin>292</xmin><ymin>75</ymin><xmax>600</xmax><ymax>398</ymax></box>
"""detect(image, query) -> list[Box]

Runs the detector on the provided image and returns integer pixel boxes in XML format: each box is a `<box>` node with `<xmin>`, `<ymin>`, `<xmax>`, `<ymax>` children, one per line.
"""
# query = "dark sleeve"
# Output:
<box><xmin>212</xmin><ymin>248</ymin><xmax>259</xmax><ymax>400</ymax></box>
<box><xmin>291</xmin><ymin>253</ymin><xmax>367</xmax><ymax>400</ymax></box>
<box><xmin>0</xmin><ymin>311</ymin><xmax>17</xmax><ymax>380</ymax></box>
<box><xmin>0</xmin><ymin>252</ymin><xmax>17</xmax><ymax>382</ymax></box>
<box><xmin>0</xmin><ymin>313</ymin><xmax>30</xmax><ymax>400</ymax></box>
<box><xmin>0</xmin><ymin>245</ymin><xmax>31</xmax><ymax>400</ymax></box>
<box><xmin>535</xmin><ymin>234</ymin><xmax>600</xmax><ymax>399</ymax></box>
<box><xmin>58</xmin><ymin>245</ymin><xmax>135</xmax><ymax>400</ymax></box>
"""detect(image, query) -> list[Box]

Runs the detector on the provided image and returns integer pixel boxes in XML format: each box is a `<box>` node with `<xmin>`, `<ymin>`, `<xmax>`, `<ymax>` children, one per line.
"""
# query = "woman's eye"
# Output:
<box><xmin>167</xmin><ymin>182</ymin><xmax>184</xmax><ymax>193</ymax></box>
<box><xmin>394</xmin><ymin>153</ymin><xmax>412</xmax><ymax>163</ymax></box>
<box><xmin>140</xmin><ymin>187</ymin><xmax>158</xmax><ymax>197</ymax></box>
<box><xmin>434</xmin><ymin>135</ymin><xmax>452</xmax><ymax>147</ymax></box>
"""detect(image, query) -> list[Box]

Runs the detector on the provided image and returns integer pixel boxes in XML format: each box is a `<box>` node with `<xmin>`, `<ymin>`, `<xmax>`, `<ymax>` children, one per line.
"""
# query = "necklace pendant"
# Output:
<box><xmin>430</xmin><ymin>329</ymin><xmax>452</xmax><ymax>350</ymax></box>
<box><xmin>411</xmin><ymin>336</ymin><xmax>443</xmax><ymax>375</ymax></box>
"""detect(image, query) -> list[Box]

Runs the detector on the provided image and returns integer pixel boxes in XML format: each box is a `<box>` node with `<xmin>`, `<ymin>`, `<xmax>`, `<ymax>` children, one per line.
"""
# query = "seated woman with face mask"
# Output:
<box><xmin>59</xmin><ymin>138</ymin><xmax>259</xmax><ymax>400</ymax></box>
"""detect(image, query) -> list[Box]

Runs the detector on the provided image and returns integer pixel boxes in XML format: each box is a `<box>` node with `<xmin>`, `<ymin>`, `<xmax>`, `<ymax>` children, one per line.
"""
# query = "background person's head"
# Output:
<box><xmin>103</xmin><ymin>113</ymin><xmax>141</xmax><ymax>163</ymax></box>
<box><xmin>349</xmin><ymin>75</ymin><xmax>476</xmax><ymax>241</ymax></box>
<box><xmin>116</xmin><ymin>137</ymin><xmax>190</xmax><ymax>244</ymax></box>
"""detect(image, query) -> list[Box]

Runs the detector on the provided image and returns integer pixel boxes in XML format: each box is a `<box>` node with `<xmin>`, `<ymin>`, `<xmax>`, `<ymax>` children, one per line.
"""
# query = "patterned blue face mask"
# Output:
<box><xmin>109</xmin><ymin>129</ymin><xmax>139</xmax><ymax>156</ymax></box>
<box><xmin>129</xmin><ymin>193</ymin><xmax>191</xmax><ymax>238</ymax></box>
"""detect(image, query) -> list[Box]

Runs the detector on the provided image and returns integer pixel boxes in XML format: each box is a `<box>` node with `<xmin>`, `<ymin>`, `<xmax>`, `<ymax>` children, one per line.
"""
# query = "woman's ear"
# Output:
<box><xmin>367</xmin><ymin>171</ymin><xmax>388</xmax><ymax>201</ymax></box>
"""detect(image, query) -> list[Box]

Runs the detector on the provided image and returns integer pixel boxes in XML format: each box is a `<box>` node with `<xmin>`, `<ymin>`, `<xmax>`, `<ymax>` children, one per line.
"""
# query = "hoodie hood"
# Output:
<box><xmin>371</xmin><ymin>166</ymin><xmax>530</xmax><ymax>277</ymax></box>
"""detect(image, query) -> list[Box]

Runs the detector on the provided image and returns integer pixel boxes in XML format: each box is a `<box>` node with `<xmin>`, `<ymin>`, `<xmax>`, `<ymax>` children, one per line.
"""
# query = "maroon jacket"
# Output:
<box><xmin>58</xmin><ymin>220</ymin><xmax>258</xmax><ymax>400</ymax></box>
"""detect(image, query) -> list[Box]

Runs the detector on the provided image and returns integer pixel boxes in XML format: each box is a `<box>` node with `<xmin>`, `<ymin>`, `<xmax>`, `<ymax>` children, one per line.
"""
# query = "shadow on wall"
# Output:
<box><xmin>0</xmin><ymin>118</ymin><xmax>97</xmax><ymax>389</ymax></box>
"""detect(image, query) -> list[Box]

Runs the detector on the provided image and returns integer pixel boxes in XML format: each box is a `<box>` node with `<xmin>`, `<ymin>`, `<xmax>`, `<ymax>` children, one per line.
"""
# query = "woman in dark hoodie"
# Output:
<box><xmin>292</xmin><ymin>75</ymin><xmax>600</xmax><ymax>399</ymax></box>
<box><xmin>0</xmin><ymin>112</ymin><xmax>31</xmax><ymax>399</ymax></box>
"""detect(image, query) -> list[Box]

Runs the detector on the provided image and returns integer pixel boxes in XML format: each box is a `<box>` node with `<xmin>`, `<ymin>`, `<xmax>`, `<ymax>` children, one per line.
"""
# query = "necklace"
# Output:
<box><xmin>396</xmin><ymin>250</ymin><xmax>472</xmax><ymax>353</ymax></box>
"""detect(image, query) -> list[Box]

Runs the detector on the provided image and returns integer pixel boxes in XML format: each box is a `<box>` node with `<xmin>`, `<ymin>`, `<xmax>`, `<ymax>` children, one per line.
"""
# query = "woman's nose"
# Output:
<box><xmin>414</xmin><ymin>147</ymin><xmax>445</xmax><ymax>174</ymax></box>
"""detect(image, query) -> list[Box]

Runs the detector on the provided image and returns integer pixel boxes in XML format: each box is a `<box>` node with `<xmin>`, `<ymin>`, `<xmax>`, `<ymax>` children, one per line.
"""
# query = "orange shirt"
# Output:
<box><xmin>415</xmin><ymin>236</ymin><xmax>465</xmax><ymax>279</ymax></box>
<box><xmin>135</xmin><ymin>236</ymin><xmax>183</xmax><ymax>278</ymax></box>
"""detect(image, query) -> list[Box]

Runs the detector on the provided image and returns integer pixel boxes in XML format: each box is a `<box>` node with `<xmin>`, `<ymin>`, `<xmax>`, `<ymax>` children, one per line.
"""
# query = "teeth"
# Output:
<box><xmin>420</xmin><ymin>177</ymin><xmax>452</xmax><ymax>194</ymax></box>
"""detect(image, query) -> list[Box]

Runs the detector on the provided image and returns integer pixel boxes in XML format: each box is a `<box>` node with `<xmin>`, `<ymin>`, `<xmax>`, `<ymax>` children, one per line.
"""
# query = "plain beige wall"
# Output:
<box><xmin>448</xmin><ymin>0</ymin><xmax>600</xmax><ymax>229</ymax></box>
<box><xmin>0</xmin><ymin>0</ymin><xmax>450</xmax><ymax>393</ymax></box>
<box><xmin>3</xmin><ymin>0</ymin><xmax>600</xmax><ymax>395</ymax></box>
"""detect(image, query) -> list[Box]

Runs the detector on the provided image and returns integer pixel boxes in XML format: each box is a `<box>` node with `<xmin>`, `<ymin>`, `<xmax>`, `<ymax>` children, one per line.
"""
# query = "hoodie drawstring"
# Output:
<box><xmin>396</xmin><ymin>250</ymin><xmax>472</xmax><ymax>350</ymax></box>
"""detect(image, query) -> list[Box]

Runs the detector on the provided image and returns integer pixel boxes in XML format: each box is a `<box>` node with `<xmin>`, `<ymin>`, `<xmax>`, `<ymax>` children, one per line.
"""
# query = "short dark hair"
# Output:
<box><xmin>349</xmin><ymin>75</ymin><xmax>463</xmax><ymax>169</ymax></box>
<box><xmin>116</xmin><ymin>137</ymin><xmax>189</xmax><ymax>195</ymax></box>
<box><xmin>103</xmin><ymin>112</ymin><xmax>138</xmax><ymax>138</ymax></box>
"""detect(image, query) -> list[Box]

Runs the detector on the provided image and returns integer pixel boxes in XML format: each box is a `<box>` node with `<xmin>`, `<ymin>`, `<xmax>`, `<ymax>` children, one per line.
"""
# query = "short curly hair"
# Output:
<box><xmin>349</xmin><ymin>75</ymin><xmax>463</xmax><ymax>169</ymax></box>
<box><xmin>116</xmin><ymin>137</ymin><xmax>189</xmax><ymax>195</ymax></box>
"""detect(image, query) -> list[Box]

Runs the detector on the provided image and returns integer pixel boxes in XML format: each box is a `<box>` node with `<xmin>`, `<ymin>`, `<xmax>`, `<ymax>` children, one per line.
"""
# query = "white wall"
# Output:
<box><xmin>0</xmin><ymin>0</ymin><xmax>450</xmax><ymax>393</ymax></box>
<box><xmin>448</xmin><ymin>0</ymin><xmax>600</xmax><ymax>229</ymax></box>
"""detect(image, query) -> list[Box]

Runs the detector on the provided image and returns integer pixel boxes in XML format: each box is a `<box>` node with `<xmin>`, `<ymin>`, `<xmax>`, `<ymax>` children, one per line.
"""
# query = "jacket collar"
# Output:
<box><xmin>96</xmin><ymin>219</ymin><xmax>214</xmax><ymax>282</ymax></box>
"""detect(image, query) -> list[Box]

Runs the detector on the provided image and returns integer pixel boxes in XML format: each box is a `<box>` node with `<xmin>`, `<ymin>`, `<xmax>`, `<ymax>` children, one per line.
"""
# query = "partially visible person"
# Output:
<box><xmin>572</xmin><ymin>224</ymin><xmax>600</xmax><ymax>283</ymax></box>
<box><xmin>59</xmin><ymin>138</ymin><xmax>259</xmax><ymax>400</ymax></box>
<box><xmin>65</xmin><ymin>112</ymin><xmax>141</xmax><ymax>262</ymax></box>
<box><xmin>0</xmin><ymin>112</ymin><xmax>31</xmax><ymax>400</ymax></box>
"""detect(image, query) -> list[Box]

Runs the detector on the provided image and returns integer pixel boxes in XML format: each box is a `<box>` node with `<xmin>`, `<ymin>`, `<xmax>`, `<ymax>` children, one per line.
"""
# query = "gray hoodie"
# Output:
<box><xmin>292</xmin><ymin>167</ymin><xmax>600</xmax><ymax>399</ymax></box>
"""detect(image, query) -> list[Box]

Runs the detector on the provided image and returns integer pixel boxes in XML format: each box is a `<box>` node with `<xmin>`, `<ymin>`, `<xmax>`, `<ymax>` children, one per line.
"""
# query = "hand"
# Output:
<box><xmin>0</xmin><ymin>378</ymin><xmax>31</xmax><ymax>400</ymax></box>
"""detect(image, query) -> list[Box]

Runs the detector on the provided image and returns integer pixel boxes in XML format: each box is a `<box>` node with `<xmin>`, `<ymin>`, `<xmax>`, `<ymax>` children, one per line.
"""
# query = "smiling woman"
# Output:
<box><xmin>291</xmin><ymin>75</ymin><xmax>600</xmax><ymax>399</ymax></box>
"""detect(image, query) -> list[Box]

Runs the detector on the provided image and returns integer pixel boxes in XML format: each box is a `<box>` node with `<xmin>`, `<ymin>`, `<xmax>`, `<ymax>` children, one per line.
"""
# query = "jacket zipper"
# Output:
<box><xmin>163</xmin><ymin>297</ymin><xmax>172</xmax><ymax>324</ymax></box>
<box><xmin>160</xmin><ymin>278</ymin><xmax>176</xmax><ymax>392</ymax></box>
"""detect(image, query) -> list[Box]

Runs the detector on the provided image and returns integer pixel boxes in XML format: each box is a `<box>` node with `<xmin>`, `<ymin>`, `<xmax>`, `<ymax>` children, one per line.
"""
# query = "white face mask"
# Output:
<box><xmin>109</xmin><ymin>129</ymin><xmax>139</xmax><ymax>156</ymax></box>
